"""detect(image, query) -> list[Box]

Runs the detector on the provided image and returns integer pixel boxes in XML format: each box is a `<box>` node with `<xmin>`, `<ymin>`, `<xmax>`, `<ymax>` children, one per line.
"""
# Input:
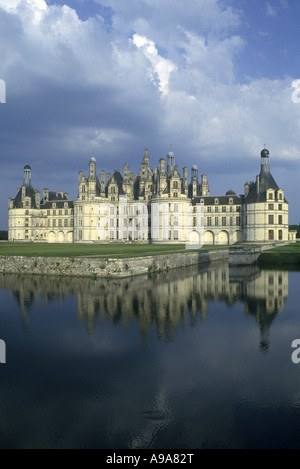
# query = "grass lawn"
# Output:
<box><xmin>0</xmin><ymin>242</ymin><xmax>229</xmax><ymax>258</ymax></box>
<box><xmin>258</xmin><ymin>242</ymin><xmax>300</xmax><ymax>267</ymax></box>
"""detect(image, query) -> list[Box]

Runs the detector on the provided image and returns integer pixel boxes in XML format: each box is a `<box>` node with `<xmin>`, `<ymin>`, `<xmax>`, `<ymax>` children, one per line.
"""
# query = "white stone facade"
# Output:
<box><xmin>8</xmin><ymin>148</ymin><xmax>291</xmax><ymax>244</ymax></box>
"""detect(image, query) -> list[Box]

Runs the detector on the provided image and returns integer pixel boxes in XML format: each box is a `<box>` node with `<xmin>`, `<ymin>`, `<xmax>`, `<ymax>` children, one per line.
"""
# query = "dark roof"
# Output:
<box><xmin>226</xmin><ymin>189</ymin><xmax>236</xmax><ymax>195</ymax></box>
<box><xmin>192</xmin><ymin>195</ymin><xmax>242</xmax><ymax>205</ymax></box>
<box><xmin>13</xmin><ymin>184</ymin><xmax>36</xmax><ymax>209</ymax></box>
<box><xmin>41</xmin><ymin>200</ymin><xmax>74</xmax><ymax>209</ymax></box>
<box><xmin>24</xmin><ymin>164</ymin><xmax>31</xmax><ymax>170</ymax></box>
<box><xmin>107</xmin><ymin>171</ymin><xmax>125</xmax><ymax>196</ymax></box>
<box><xmin>245</xmin><ymin>164</ymin><xmax>283</xmax><ymax>203</ymax></box>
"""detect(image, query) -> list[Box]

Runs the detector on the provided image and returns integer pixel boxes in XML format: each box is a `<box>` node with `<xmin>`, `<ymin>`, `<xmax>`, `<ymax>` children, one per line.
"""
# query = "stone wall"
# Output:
<box><xmin>0</xmin><ymin>249</ymin><xmax>229</xmax><ymax>279</ymax></box>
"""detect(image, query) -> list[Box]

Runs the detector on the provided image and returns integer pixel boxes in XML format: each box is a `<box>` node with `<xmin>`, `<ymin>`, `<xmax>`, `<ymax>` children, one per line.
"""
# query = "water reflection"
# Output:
<box><xmin>0</xmin><ymin>263</ymin><xmax>288</xmax><ymax>351</ymax></box>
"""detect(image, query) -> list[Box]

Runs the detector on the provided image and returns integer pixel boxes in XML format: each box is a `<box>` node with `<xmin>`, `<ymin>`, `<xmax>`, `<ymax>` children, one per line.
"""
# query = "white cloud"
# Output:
<box><xmin>132</xmin><ymin>33</ymin><xmax>176</xmax><ymax>96</ymax></box>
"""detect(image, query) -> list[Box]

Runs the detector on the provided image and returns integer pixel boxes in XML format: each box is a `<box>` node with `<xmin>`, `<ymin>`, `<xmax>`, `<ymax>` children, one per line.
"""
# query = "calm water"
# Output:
<box><xmin>0</xmin><ymin>263</ymin><xmax>300</xmax><ymax>449</ymax></box>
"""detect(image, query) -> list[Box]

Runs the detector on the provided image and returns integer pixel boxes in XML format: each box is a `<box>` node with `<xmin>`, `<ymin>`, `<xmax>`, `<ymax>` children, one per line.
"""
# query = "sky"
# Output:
<box><xmin>0</xmin><ymin>0</ymin><xmax>299</xmax><ymax>229</ymax></box>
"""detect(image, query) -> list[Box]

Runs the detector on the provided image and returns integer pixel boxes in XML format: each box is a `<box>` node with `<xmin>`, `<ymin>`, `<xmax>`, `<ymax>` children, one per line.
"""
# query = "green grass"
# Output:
<box><xmin>258</xmin><ymin>243</ymin><xmax>300</xmax><ymax>267</ymax></box>
<box><xmin>0</xmin><ymin>242</ymin><xmax>228</xmax><ymax>258</ymax></box>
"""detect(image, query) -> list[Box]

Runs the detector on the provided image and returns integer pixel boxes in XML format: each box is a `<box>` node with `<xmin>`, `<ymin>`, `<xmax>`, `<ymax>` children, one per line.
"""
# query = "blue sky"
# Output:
<box><xmin>0</xmin><ymin>0</ymin><xmax>299</xmax><ymax>228</ymax></box>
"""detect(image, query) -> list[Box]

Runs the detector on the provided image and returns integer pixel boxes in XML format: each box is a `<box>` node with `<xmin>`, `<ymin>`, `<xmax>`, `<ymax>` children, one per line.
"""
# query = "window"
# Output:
<box><xmin>222</xmin><ymin>206</ymin><xmax>226</xmax><ymax>213</ymax></box>
<box><xmin>230</xmin><ymin>217</ymin><xmax>233</xmax><ymax>226</ymax></box>
<box><xmin>111</xmin><ymin>186</ymin><xmax>115</xmax><ymax>194</ymax></box>
<box><xmin>79</xmin><ymin>230</ymin><xmax>82</xmax><ymax>240</ymax></box>
<box><xmin>278</xmin><ymin>215</ymin><xmax>282</xmax><ymax>224</ymax></box>
<box><xmin>268</xmin><ymin>204</ymin><xmax>274</xmax><ymax>210</ymax></box>
<box><xmin>59</xmin><ymin>210</ymin><xmax>62</xmax><ymax>215</ymax></box>
<box><xmin>148</xmin><ymin>184</ymin><xmax>152</xmax><ymax>192</ymax></box>
<box><xmin>278</xmin><ymin>229</ymin><xmax>283</xmax><ymax>240</ymax></box>
<box><xmin>236</xmin><ymin>216</ymin><xmax>240</xmax><ymax>226</ymax></box>
<box><xmin>214</xmin><ymin>198</ymin><xmax>219</xmax><ymax>204</ymax></box>
<box><xmin>79</xmin><ymin>219</ymin><xmax>82</xmax><ymax>227</ymax></box>
<box><xmin>25</xmin><ymin>210</ymin><xmax>29</xmax><ymax>215</ymax></box>
<box><xmin>215</xmin><ymin>206</ymin><xmax>219</xmax><ymax>213</ymax></box>
<box><xmin>25</xmin><ymin>201</ymin><xmax>29</xmax><ymax>206</ymax></box>
<box><xmin>173</xmin><ymin>181</ymin><xmax>178</xmax><ymax>189</ymax></box>
<box><xmin>207</xmin><ymin>207</ymin><xmax>211</xmax><ymax>213</ymax></box>
<box><xmin>174</xmin><ymin>230</ymin><xmax>178</xmax><ymax>240</ymax></box>
<box><xmin>222</xmin><ymin>217</ymin><xmax>226</xmax><ymax>226</ymax></box>
<box><xmin>53</xmin><ymin>210</ymin><xmax>56</xmax><ymax>215</ymax></box>
<box><xmin>278</xmin><ymin>193</ymin><xmax>283</xmax><ymax>200</ymax></box>
<box><xmin>174</xmin><ymin>203</ymin><xmax>178</xmax><ymax>212</ymax></box>
<box><xmin>268</xmin><ymin>215</ymin><xmax>274</xmax><ymax>224</ymax></box>
<box><xmin>65</xmin><ymin>209</ymin><xmax>68</xmax><ymax>215</ymax></box>
<box><xmin>82</xmin><ymin>185</ymin><xmax>86</xmax><ymax>193</ymax></box>
<box><xmin>48</xmin><ymin>220</ymin><xmax>50</xmax><ymax>227</ymax></box>
<box><xmin>110</xmin><ymin>219</ymin><xmax>114</xmax><ymax>228</ymax></box>
<box><xmin>215</xmin><ymin>217</ymin><xmax>219</xmax><ymax>226</ymax></box>
<box><xmin>58</xmin><ymin>219</ymin><xmax>62</xmax><ymax>227</ymax></box>
<box><xmin>110</xmin><ymin>207</ymin><xmax>114</xmax><ymax>215</ymax></box>
<box><xmin>268</xmin><ymin>230</ymin><xmax>274</xmax><ymax>240</ymax></box>
<box><xmin>236</xmin><ymin>206</ymin><xmax>241</xmax><ymax>212</ymax></box>
<box><xmin>47</xmin><ymin>210</ymin><xmax>50</xmax><ymax>215</ymax></box>
<box><xmin>279</xmin><ymin>204</ymin><xmax>282</xmax><ymax>210</ymax></box>
<box><xmin>268</xmin><ymin>192</ymin><xmax>273</xmax><ymax>200</ymax></box>
<box><xmin>193</xmin><ymin>217</ymin><xmax>196</xmax><ymax>227</ymax></box>
<box><xmin>229</xmin><ymin>198</ymin><xmax>233</xmax><ymax>204</ymax></box>
<box><xmin>64</xmin><ymin>219</ymin><xmax>68</xmax><ymax>227</ymax></box>
<box><xmin>173</xmin><ymin>192</ymin><xmax>178</xmax><ymax>198</ymax></box>
<box><xmin>53</xmin><ymin>219</ymin><xmax>56</xmax><ymax>227</ymax></box>
<box><xmin>110</xmin><ymin>231</ymin><xmax>114</xmax><ymax>239</ymax></box>
<box><xmin>207</xmin><ymin>217</ymin><xmax>212</xmax><ymax>226</ymax></box>
<box><xmin>82</xmin><ymin>195</ymin><xmax>85</xmax><ymax>200</ymax></box>
<box><xmin>174</xmin><ymin>216</ymin><xmax>178</xmax><ymax>226</ymax></box>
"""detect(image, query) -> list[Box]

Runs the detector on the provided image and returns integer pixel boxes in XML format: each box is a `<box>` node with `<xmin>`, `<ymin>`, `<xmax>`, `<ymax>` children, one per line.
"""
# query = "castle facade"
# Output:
<box><xmin>8</xmin><ymin>148</ymin><xmax>292</xmax><ymax>245</ymax></box>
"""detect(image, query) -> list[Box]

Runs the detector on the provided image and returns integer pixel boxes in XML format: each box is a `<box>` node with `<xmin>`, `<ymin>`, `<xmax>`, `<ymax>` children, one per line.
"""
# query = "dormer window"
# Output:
<box><xmin>214</xmin><ymin>198</ymin><xmax>219</xmax><ymax>204</ymax></box>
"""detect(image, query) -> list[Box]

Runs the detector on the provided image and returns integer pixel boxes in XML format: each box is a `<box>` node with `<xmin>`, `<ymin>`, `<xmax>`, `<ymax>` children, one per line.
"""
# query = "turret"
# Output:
<box><xmin>23</xmin><ymin>165</ymin><xmax>31</xmax><ymax>186</ymax></box>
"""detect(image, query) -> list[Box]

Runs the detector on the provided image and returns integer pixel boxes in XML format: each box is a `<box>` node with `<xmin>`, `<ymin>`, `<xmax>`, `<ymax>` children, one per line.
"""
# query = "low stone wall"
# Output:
<box><xmin>0</xmin><ymin>249</ymin><xmax>229</xmax><ymax>279</ymax></box>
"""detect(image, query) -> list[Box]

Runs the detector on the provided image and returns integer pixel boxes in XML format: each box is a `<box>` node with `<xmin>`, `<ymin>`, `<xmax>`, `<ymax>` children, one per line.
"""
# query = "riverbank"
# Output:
<box><xmin>0</xmin><ymin>242</ymin><xmax>297</xmax><ymax>278</ymax></box>
<box><xmin>0</xmin><ymin>249</ymin><xmax>229</xmax><ymax>278</ymax></box>
<box><xmin>257</xmin><ymin>242</ymin><xmax>300</xmax><ymax>267</ymax></box>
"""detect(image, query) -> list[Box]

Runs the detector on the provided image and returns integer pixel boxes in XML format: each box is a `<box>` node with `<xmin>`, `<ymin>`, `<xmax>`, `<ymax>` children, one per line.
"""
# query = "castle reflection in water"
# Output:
<box><xmin>0</xmin><ymin>263</ymin><xmax>288</xmax><ymax>351</ymax></box>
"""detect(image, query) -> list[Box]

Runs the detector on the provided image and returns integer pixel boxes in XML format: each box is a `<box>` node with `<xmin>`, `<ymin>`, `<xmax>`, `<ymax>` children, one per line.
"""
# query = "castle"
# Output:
<box><xmin>8</xmin><ymin>147</ymin><xmax>293</xmax><ymax>244</ymax></box>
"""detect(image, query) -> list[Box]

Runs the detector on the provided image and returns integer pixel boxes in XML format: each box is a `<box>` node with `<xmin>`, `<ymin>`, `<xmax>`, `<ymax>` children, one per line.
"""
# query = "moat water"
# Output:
<box><xmin>0</xmin><ymin>263</ymin><xmax>299</xmax><ymax>449</ymax></box>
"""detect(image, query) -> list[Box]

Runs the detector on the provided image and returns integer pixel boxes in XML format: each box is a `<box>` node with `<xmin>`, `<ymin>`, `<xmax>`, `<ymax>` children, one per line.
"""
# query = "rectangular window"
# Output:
<box><xmin>230</xmin><ymin>217</ymin><xmax>233</xmax><ymax>226</ymax></box>
<box><xmin>207</xmin><ymin>217</ymin><xmax>212</xmax><ymax>226</ymax></box>
<box><xmin>268</xmin><ymin>204</ymin><xmax>274</xmax><ymax>210</ymax></box>
<box><xmin>222</xmin><ymin>206</ymin><xmax>226</xmax><ymax>213</ymax></box>
<box><xmin>279</xmin><ymin>193</ymin><xmax>283</xmax><ymax>200</ymax></box>
<box><xmin>193</xmin><ymin>217</ymin><xmax>196</xmax><ymax>227</ymax></box>
<box><xmin>58</xmin><ymin>219</ymin><xmax>62</xmax><ymax>227</ymax></box>
<box><xmin>215</xmin><ymin>217</ymin><xmax>219</xmax><ymax>226</ymax></box>
<box><xmin>268</xmin><ymin>192</ymin><xmax>273</xmax><ymax>200</ymax></box>
<box><xmin>279</xmin><ymin>204</ymin><xmax>282</xmax><ymax>210</ymax></box>
<box><xmin>59</xmin><ymin>210</ymin><xmax>62</xmax><ymax>215</ymax></box>
<box><xmin>278</xmin><ymin>215</ymin><xmax>282</xmax><ymax>224</ymax></box>
<box><xmin>53</xmin><ymin>210</ymin><xmax>56</xmax><ymax>215</ymax></box>
<box><xmin>268</xmin><ymin>230</ymin><xmax>274</xmax><ymax>240</ymax></box>
<box><xmin>64</xmin><ymin>219</ymin><xmax>68</xmax><ymax>227</ymax></box>
<box><xmin>79</xmin><ymin>219</ymin><xmax>82</xmax><ymax>227</ymax></box>
<box><xmin>47</xmin><ymin>210</ymin><xmax>50</xmax><ymax>215</ymax></box>
<box><xmin>222</xmin><ymin>217</ymin><xmax>226</xmax><ymax>226</ymax></box>
<box><xmin>110</xmin><ymin>207</ymin><xmax>114</xmax><ymax>215</ymax></box>
<box><xmin>269</xmin><ymin>215</ymin><xmax>274</xmax><ymax>224</ymax></box>
<box><xmin>278</xmin><ymin>229</ymin><xmax>283</xmax><ymax>240</ymax></box>
<box><xmin>110</xmin><ymin>230</ymin><xmax>114</xmax><ymax>239</ymax></box>
<box><xmin>174</xmin><ymin>216</ymin><xmax>178</xmax><ymax>226</ymax></box>
<box><xmin>215</xmin><ymin>207</ymin><xmax>219</xmax><ymax>213</ymax></box>
<box><xmin>174</xmin><ymin>230</ymin><xmax>178</xmax><ymax>240</ymax></box>
<box><xmin>65</xmin><ymin>209</ymin><xmax>68</xmax><ymax>215</ymax></box>
<box><xmin>174</xmin><ymin>203</ymin><xmax>178</xmax><ymax>212</ymax></box>
<box><xmin>110</xmin><ymin>219</ymin><xmax>114</xmax><ymax>228</ymax></box>
<box><xmin>79</xmin><ymin>230</ymin><xmax>82</xmax><ymax>240</ymax></box>
<box><xmin>236</xmin><ymin>206</ymin><xmax>241</xmax><ymax>212</ymax></box>
<box><xmin>207</xmin><ymin>207</ymin><xmax>211</xmax><ymax>213</ymax></box>
<box><xmin>236</xmin><ymin>216</ymin><xmax>240</xmax><ymax>226</ymax></box>
<box><xmin>53</xmin><ymin>219</ymin><xmax>56</xmax><ymax>227</ymax></box>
